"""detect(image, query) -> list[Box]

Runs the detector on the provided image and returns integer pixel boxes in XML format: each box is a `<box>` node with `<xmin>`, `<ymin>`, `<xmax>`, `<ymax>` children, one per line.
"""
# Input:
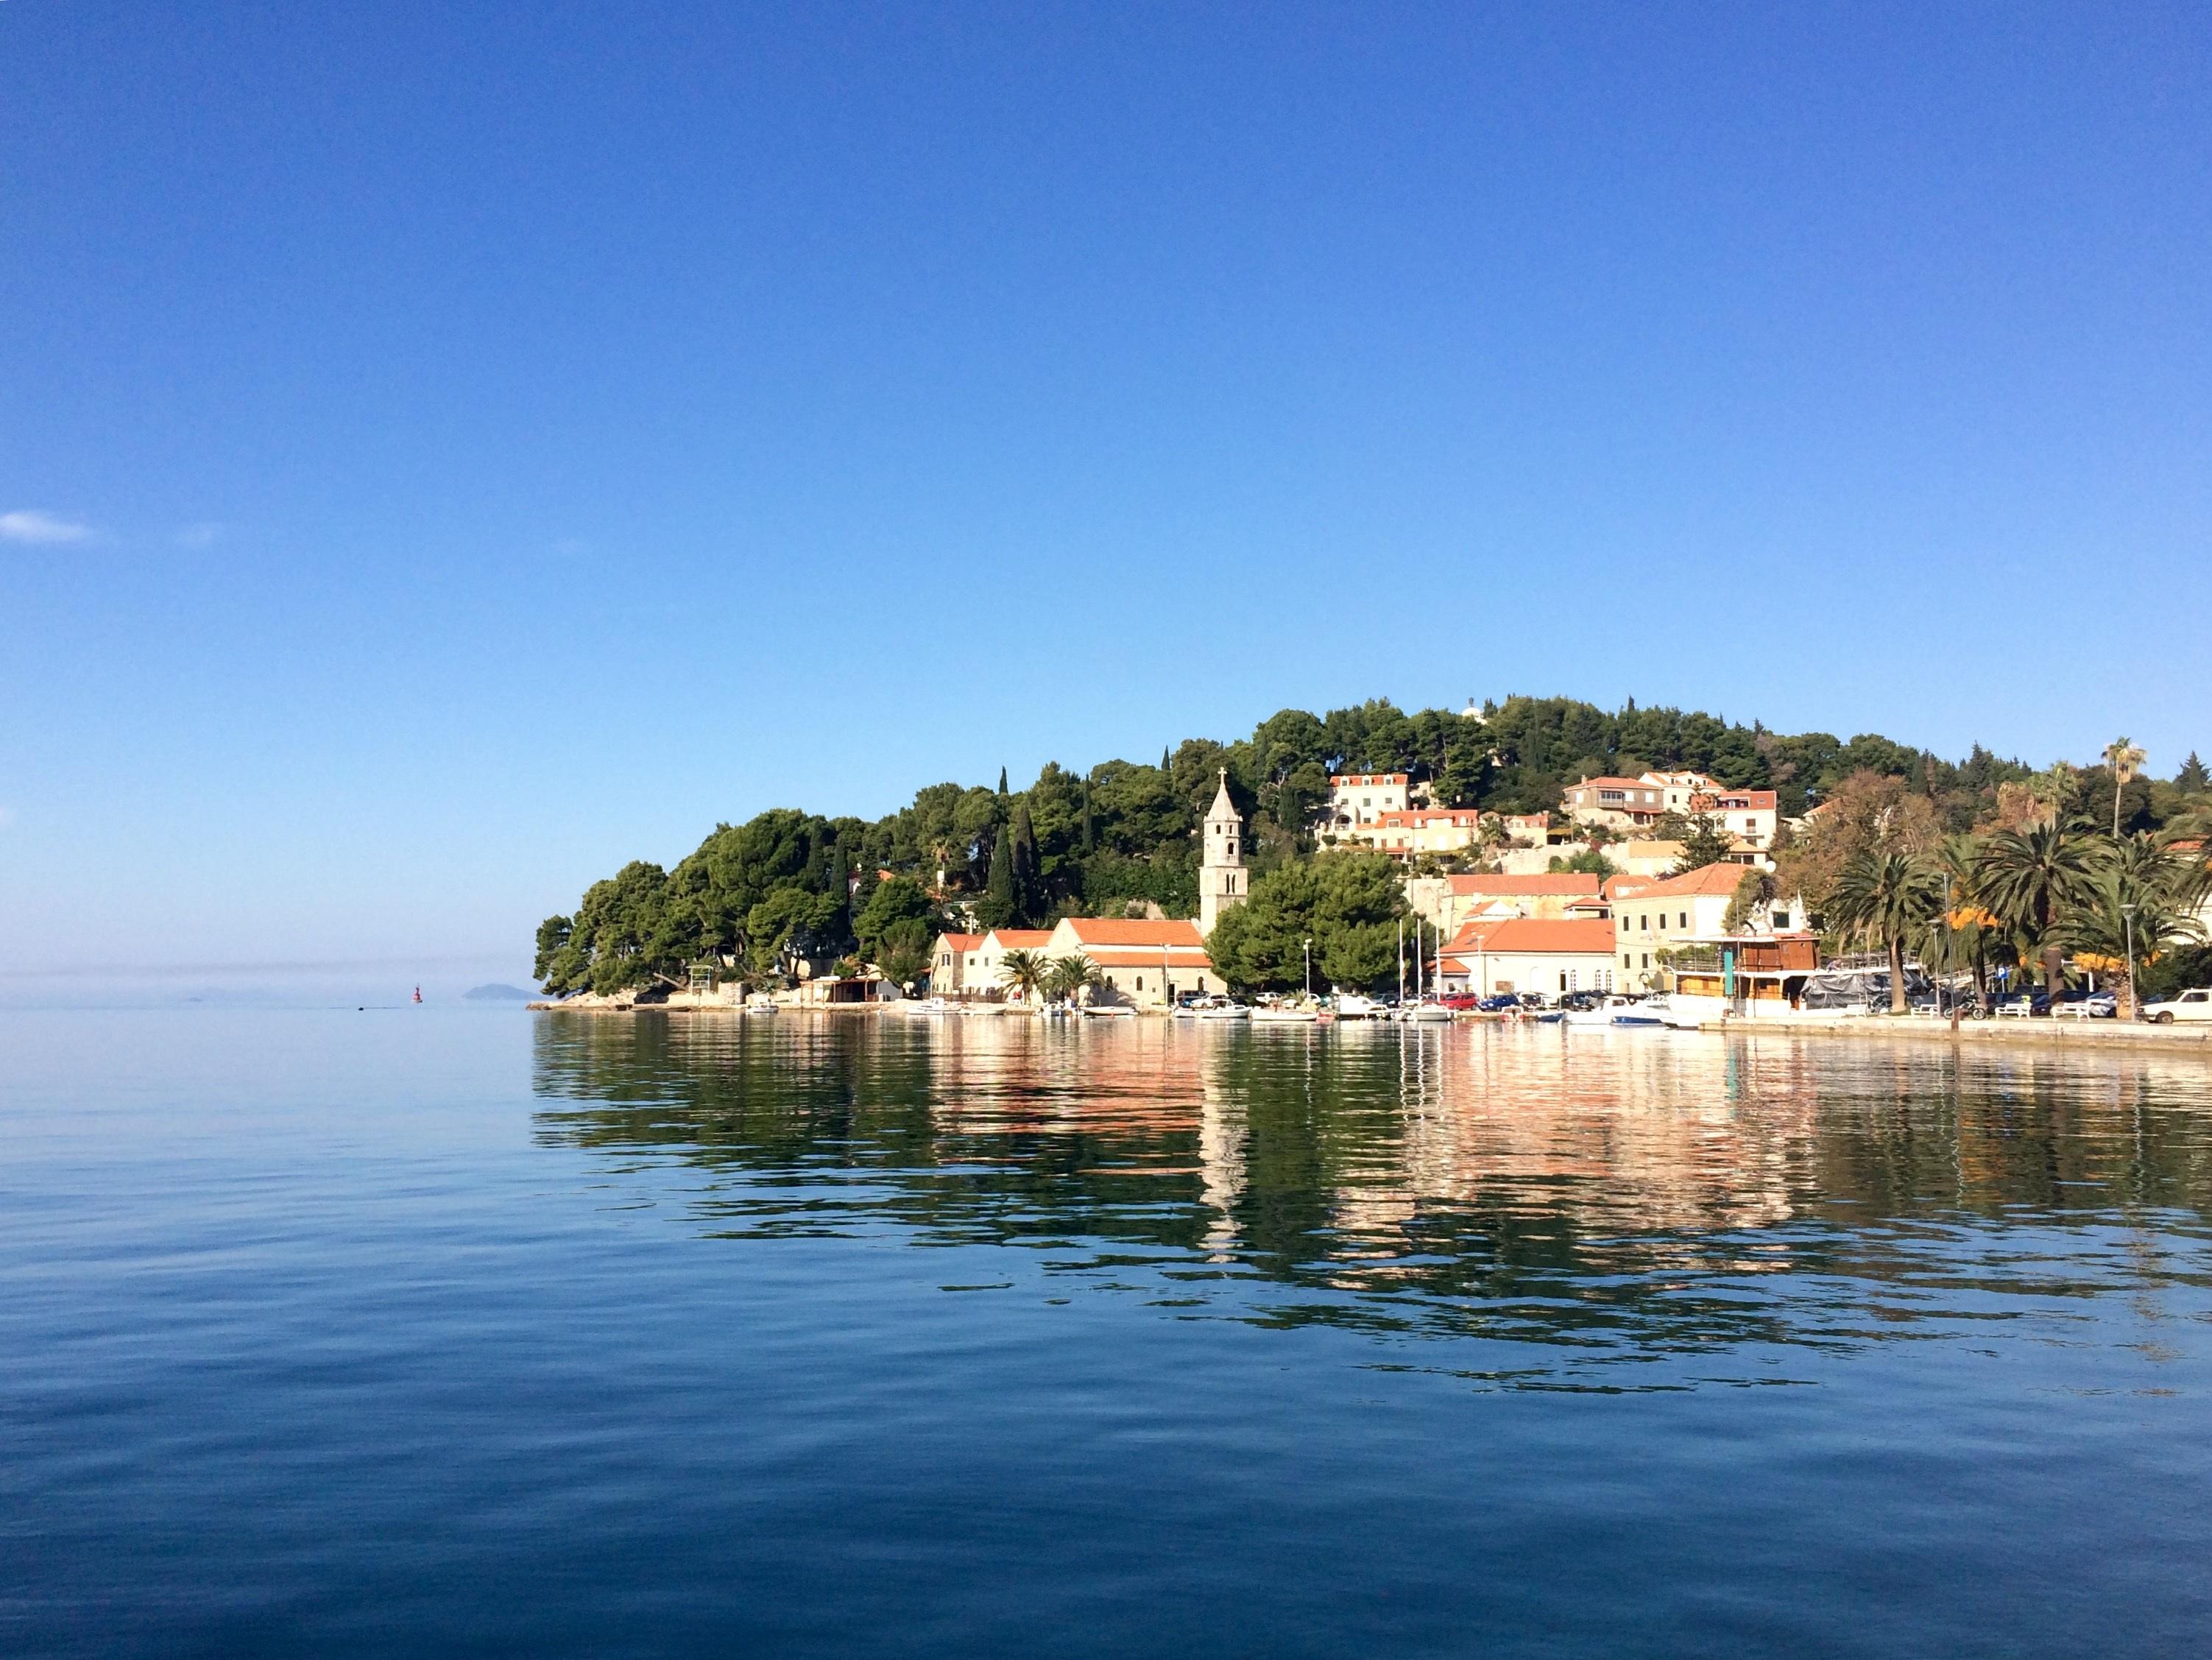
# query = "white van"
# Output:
<box><xmin>2142</xmin><ymin>988</ymin><xmax>2212</xmax><ymax>1024</ymax></box>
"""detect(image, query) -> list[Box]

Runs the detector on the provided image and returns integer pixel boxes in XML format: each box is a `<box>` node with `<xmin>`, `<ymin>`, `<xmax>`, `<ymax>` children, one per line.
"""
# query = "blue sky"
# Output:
<box><xmin>3</xmin><ymin>1</ymin><xmax>2208</xmax><ymax>981</ymax></box>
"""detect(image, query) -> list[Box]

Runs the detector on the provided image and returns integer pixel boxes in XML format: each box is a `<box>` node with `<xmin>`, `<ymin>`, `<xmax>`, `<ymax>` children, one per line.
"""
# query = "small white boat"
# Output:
<box><xmin>1564</xmin><ymin>996</ymin><xmax>1662</xmax><ymax>1028</ymax></box>
<box><xmin>1081</xmin><ymin>1003</ymin><xmax>1136</xmax><ymax>1019</ymax></box>
<box><xmin>1196</xmin><ymin>1003</ymin><xmax>1250</xmax><ymax>1022</ymax></box>
<box><xmin>745</xmin><ymin>997</ymin><xmax>780</xmax><ymax>1015</ymax></box>
<box><xmin>1250</xmin><ymin>1006</ymin><xmax>1319</xmax><ymax>1024</ymax></box>
<box><xmin>1331</xmin><ymin>993</ymin><xmax>1386</xmax><ymax>1020</ymax></box>
<box><xmin>1402</xmin><ymin>1002</ymin><xmax>1455</xmax><ymax>1024</ymax></box>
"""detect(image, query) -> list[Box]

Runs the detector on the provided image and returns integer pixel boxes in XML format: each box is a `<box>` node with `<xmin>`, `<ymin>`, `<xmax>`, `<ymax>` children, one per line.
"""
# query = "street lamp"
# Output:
<box><xmin>1303</xmin><ymin>936</ymin><xmax>1312</xmax><ymax>1000</ymax></box>
<box><xmin>2121</xmin><ymin>901</ymin><xmax>2139</xmax><ymax>1020</ymax></box>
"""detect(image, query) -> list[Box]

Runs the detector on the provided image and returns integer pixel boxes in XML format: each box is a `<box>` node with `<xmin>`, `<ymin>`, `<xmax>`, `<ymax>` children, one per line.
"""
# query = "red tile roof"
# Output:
<box><xmin>1061</xmin><ymin>918</ymin><xmax>1206</xmax><ymax>947</ymax></box>
<box><xmin>1602</xmin><ymin>875</ymin><xmax>1653</xmax><ymax>899</ymax></box>
<box><xmin>939</xmin><ymin>933</ymin><xmax>983</xmax><ymax>950</ymax></box>
<box><xmin>1442</xmin><ymin>918</ymin><xmax>1619</xmax><ymax>957</ymax></box>
<box><xmin>1444</xmin><ymin>874</ymin><xmax>1603</xmax><ymax>897</ymax></box>
<box><xmin>1625</xmin><ymin>863</ymin><xmax>1756</xmax><ymax>899</ymax></box>
<box><xmin>984</xmin><ymin>929</ymin><xmax>1056</xmax><ymax>948</ymax></box>
<box><xmin>1084</xmin><ymin>949</ymin><xmax>1215</xmax><ymax>969</ymax></box>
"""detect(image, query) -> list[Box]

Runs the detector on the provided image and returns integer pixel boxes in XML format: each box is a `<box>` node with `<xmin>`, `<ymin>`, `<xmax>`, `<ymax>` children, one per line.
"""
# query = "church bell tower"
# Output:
<box><xmin>1199</xmin><ymin>769</ymin><xmax>1247</xmax><ymax>936</ymax></box>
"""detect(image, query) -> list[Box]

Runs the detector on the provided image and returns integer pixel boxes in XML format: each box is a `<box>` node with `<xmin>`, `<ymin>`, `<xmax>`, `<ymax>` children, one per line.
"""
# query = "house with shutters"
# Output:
<box><xmin>1612</xmin><ymin>864</ymin><xmax>1809</xmax><ymax>991</ymax></box>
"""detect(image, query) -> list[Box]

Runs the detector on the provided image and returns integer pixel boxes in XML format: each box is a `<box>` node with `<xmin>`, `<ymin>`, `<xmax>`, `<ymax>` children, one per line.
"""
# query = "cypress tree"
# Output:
<box><xmin>829</xmin><ymin>841</ymin><xmax>852</xmax><ymax>946</ymax></box>
<box><xmin>1161</xmin><ymin>745</ymin><xmax>1171</xmax><ymax>774</ymax></box>
<box><xmin>981</xmin><ymin>828</ymin><xmax>1016</xmax><ymax>926</ymax></box>
<box><xmin>997</xmin><ymin>766</ymin><xmax>1008</xmax><ymax>796</ymax></box>
<box><xmin>1010</xmin><ymin>801</ymin><xmax>1039</xmax><ymax>924</ymax></box>
<box><xmin>1080</xmin><ymin>780</ymin><xmax>1095</xmax><ymax>853</ymax></box>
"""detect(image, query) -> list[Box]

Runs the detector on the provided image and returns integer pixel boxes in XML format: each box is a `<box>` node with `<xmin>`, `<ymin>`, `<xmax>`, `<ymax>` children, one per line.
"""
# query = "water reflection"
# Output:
<box><xmin>531</xmin><ymin>1015</ymin><xmax>2212</xmax><ymax>1382</ymax></box>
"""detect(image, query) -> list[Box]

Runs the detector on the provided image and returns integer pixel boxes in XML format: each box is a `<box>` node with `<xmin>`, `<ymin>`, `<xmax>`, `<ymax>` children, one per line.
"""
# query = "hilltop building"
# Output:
<box><xmin>1323</xmin><ymin>771</ymin><xmax>1409</xmax><ymax>835</ymax></box>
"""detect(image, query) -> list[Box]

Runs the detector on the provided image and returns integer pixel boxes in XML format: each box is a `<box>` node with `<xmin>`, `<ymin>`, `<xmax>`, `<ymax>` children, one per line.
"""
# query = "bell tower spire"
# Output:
<box><xmin>1199</xmin><ymin>769</ymin><xmax>1247</xmax><ymax>936</ymax></box>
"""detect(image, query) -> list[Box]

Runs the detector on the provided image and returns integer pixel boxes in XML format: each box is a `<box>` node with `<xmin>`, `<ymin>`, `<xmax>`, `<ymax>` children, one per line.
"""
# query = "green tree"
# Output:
<box><xmin>1828</xmin><ymin>850</ymin><xmax>1943</xmax><ymax>1014</ymax></box>
<box><xmin>875</xmin><ymin>917</ymin><xmax>934</xmax><ymax>993</ymax></box>
<box><xmin>1208</xmin><ymin>852</ymin><xmax>1406</xmax><ymax>994</ymax></box>
<box><xmin>1974</xmin><ymin>822</ymin><xmax>2103</xmax><ymax>1003</ymax></box>
<box><xmin>1671</xmin><ymin>813</ymin><xmax>1735</xmax><ymax>872</ymax></box>
<box><xmin>2176</xmin><ymin>752</ymin><xmax>2210</xmax><ymax>793</ymax></box>
<box><xmin>1008</xmin><ymin>800</ymin><xmax>1041</xmax><ymax>922</ymax></box>
<box><xmin>1720</xmin><ymin>867</ymin><xmax>1778</xmax><ymax>934</ymax></box>
<box><xmin>978</xmin><ymin>828</ymin><xmax>1017</xmax><ymax>928</ymax></box>
<box><xmin>855</xmin><ymin>875</ymin><xmax>938</xmax><ymax>965</ymax></box>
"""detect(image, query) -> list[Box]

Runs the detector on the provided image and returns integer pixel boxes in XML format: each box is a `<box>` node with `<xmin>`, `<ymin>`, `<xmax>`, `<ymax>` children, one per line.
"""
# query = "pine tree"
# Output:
<box><xmin>2178</xmin><ymin>752</ymin><xmax>2210</xmax><ymax>793</ymax></box>
<box><xmin>1161</xmin><ymin>745</ymin><xmax>1171</xmax><ymax>773</ymax></box>
<box><xmin>997</xmin><ymin>766</ymin><xmax>1008</xmax><ymax>796</ymax></box>
<box><xmin>1080</xmin><ymin>780</ymin><xmax>1095</xmax><ymax>853</ymax></box>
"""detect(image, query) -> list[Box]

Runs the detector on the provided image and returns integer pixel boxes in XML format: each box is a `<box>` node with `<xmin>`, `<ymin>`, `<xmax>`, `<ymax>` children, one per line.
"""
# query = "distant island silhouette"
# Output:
<box><xmin>464</xmin><ymin>984</ymin><xmax>536</xmax><ymax>1002</ymax></box>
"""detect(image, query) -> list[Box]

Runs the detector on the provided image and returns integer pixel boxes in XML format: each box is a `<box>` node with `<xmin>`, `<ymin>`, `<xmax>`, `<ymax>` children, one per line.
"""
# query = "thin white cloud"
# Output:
<box><xmin>177</xmin><ymin>521</ymin><xmax>225</xmax><ymax>549</ymax></box>
<box><xmin>0</xmin><ymin>509</ymin><xmax>91</xmax><ymax>544</ymax></box>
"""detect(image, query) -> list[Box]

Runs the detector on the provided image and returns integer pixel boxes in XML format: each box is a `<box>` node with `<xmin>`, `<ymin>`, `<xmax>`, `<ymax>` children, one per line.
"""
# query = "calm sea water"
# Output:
<box><xmin>4</xmin><ymin>1009</ymin><xmax>2210</xmax><ymax>1657</ymax></box>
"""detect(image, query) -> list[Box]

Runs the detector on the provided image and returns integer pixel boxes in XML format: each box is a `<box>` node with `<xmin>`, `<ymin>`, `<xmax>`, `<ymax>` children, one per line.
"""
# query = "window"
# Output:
<box><xmin>1772</xmin><ymin>910</ymin><xmax>1789</xmax><ymax>930</ymax></box>
<box><xmin>1136</xmin><ymin>976</ymin><xmax>1144</xmax><ymax>991</ymax></box>
<box><xmin>1622</xmin><ymin>953</ymin><xmax>1631</xmax><ymax>967</ymax></box>
<box><xmin>1640</xmin><ymin>914</ymin><xmax>1649</xmax><ymax>932</ymax></box>
<box><xmin>1678</xmin><ymin>912</ymin><xmax>1688</xmax><ymax>930</ymax></box>
<box><xmin>1642</xmin><ymin>953</ymin><xmax>1650</xmax><ymax>969</ymax></box>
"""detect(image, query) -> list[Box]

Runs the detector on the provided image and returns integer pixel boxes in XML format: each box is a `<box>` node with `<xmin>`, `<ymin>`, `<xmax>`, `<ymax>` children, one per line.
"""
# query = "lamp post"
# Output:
<box><xmin>1303</xmin><ymin>936</ymin><xmax>1312</xmax><ymax>1000</ymax></box>
<box><xmin>2121</xmin><ymin>902</ymin><xmax>2139</xmax><ymax>1021</ymax></box>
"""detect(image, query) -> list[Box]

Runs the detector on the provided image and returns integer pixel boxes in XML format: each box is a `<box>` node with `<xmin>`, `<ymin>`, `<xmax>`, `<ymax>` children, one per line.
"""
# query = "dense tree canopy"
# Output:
<box><xmin>534</xmin><ymin>695</ymin><xmax>2211</xmax><ymax>997</ymax></box>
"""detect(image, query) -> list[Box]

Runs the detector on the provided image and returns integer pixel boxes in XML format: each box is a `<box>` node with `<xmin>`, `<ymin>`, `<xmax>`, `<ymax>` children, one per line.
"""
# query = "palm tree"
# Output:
<box><xmin>1974</xmin><ymin>822</ymin><xmax>2102</xmax><ymax>1007</ymax></box>
<box><xmin>2063</xmin><ymin>832</ymin><xmax>2205</xmax><ymax>1017</ymax></box>
<box><xmin>1920</xmin><ymin>834</ymin><xmax>2003</xmax><ymax>1013</ymax></box>
<box><xmin>2104</xmin><ymin>738</ymin><xmax>2147</xmax><ymax>839</ymax></box>
<box><xmin>997</xmin><ymin>948</ymin><xmax>1047</xmax><ymax>1006</ymax></box>
<box><xmin>1828</xmin><ymin>850</ymin><xmax>1943</xmax><ymax>1013</ymax></box>
<box><xmin>1045</xmin><ymin>955</ymin><xmax>1103</xmax><ymax>1006</ymax></box>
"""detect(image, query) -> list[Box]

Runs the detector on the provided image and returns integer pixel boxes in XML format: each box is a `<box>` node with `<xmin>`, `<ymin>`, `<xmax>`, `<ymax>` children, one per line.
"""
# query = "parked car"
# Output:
<box><xmin>2142</xmin><ymin>988</ymin><xmax>2212</xmax><ymax>1024</ymax></box>
<box><xmin>1440</xmin><ymin>992</ymin><xmax>1480</xmax><ymax>1011</ymax></box>
<box><xmin>1476</xmin><ymin>994</ymin><xmax>1520</xmax><ymax>1013</ymax></box>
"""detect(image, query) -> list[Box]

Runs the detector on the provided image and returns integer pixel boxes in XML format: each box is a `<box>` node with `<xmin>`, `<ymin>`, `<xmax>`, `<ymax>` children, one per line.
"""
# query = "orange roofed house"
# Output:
<box><xmin>927</xmin><ymin>931</ymin><xmax>983</xmax><ymax>997</ymax></box>
<box><xmin>1613</xmin><ymin>863</ymin><xmax>1809</xmax><ymax>991</ymax></box>
<box><xmin>1045</xmin><ymin>916</ymin><xmax>1222</xmax><ymax>1007</ymax></box>
<box><xmin>956</xmin><ymin>928</ymin><xmax>1057</xmax><ymax>1000</ymax></box>
<box><xmin>1436</xmin><ymin>917</ymin><xmax>1620</xmax><ymax>997</ymax></box>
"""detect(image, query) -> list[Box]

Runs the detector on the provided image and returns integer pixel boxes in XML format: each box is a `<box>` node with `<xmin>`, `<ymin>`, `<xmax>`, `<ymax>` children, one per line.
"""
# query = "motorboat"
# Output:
<box><xmin>1249</xmin><ymin>1004</ymin><xmax>1319</xmax><ymax>1025</ymax></box>
<box><xmin>1196</xmin><ymin>1002</ymin><xmax>1250</xmax><ymax>1022</ymax></box>
<box><xmin>745</xmin><ymin>997</ymin><xmax>780</xmax><ymax>1014</ymax></box>
<box><xmin>1401</xmin><ymin>1000</ymin><xmax>1455</xmax><ymax>1024</ymax></box>
<box><xmin>1564</xmin><ymin>995</ymin><xmax>1663</xmax><ymax>1028</ymax></box>
<box><xmin>1330</xmin><ymin>992</ymin><xmax>1386</xmax><ymax>1020</ymax></box>
<box><xmin>1080</xmin><ymin>1003</ymin><xmax>1136</xmax><ymax>1019</ymax></box>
